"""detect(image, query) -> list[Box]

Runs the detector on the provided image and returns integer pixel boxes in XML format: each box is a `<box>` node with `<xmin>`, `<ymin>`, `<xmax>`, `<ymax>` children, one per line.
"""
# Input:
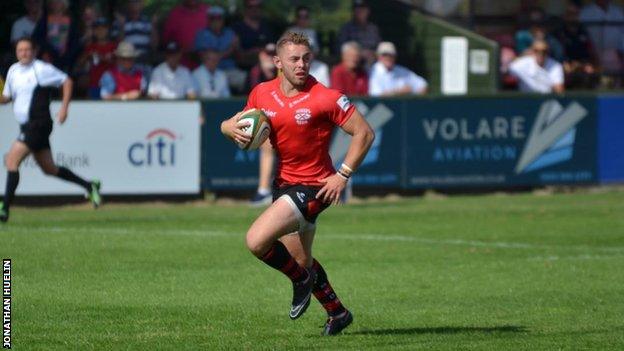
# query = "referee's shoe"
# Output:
<box><xmin>0</xmin><ymin>202</ymin><xmax>8</xmax><ymax>223</ymax></box>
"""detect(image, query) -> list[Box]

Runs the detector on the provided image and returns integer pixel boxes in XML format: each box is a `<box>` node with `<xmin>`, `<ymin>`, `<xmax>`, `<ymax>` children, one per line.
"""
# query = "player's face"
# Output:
<box><xmin>16</xmin><ymin>41</ymin><xmax>34</xmax><ymax>65</ymax></box>
<box><xmin>275</xmin><ymin>43</ymin><xmax>311</xmax><ymax>87</ymax></box>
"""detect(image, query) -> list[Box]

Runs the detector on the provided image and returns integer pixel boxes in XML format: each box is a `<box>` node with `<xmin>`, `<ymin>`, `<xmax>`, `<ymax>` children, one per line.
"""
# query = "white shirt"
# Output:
<box><xmin>2</xmin><ymin>60</ymin><xmax>67</xmax><ymax>124</ymax></box>
<box><xmin>509</xmin><ymin>55</ymin><xmax>564</xmax><ymax>93</ymax></box>
<box><xmin>147</xmin><ymin>62</ymin><xmax>195</xmax><ymax>99</ymax></box>
<box><xmin>579</xmin><ymin>3</ymin><xmax>624</xmax><ymax>52</ymax></box>
<box><xmin>310</xmin><ymin>60</ymin><xmax>330</xmax><ymax>87</ymax></box>
<box><xmin>10</xmin><ymin>16</ymin><xmax>37</xmax><ymax>43</ymax></box>
<box><xmin>368</xmin><ymin>61</ymin><xmax>428</xmax><ymax>96</ymax></box>
<box><xmin>192</xmin><ymin>65</ymin><xmax>230</xmax><ymax>99</ymax></box>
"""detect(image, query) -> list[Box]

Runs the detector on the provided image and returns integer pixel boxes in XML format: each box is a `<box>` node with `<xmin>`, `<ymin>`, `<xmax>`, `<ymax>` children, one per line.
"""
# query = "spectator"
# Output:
<box><xmin>193</xmin><ymin>49</ymin><xmax>230</xmax><ymax>98</ymax></box>
<box><xmin>369</xmin><ymin>42</ymin><xmax>427</xmax><ymax>96</ymax></box>
<box><xmin>509</xmin><ymin>40</ymin><xmax>564</xmax><ymax>93</ymax></box>
<box><xmin>78</xmin><ymin>3</ymin><xmax>99</xmax><ymax>46</ymax></box>
<box><xmin>76</xmin><ymin>18</ymin><xmax>117</xmax><ymax>99</ymax></box>
<box><xmin>31</xmin><ymin>0</ymin><xmax>80</xmax><ymax>72</ymax></box>
<box><xmin>162</xmin><ymin>0</ymin><xmax>208</xmax><ymax>68</ymax></box>
<box><xmin>247</xmin><ymin>43</ymin><xmax>277</xmax><ymax>92</ymax></box>
<box><xmin>579</xmin><ymin>0</ymin><xmax>624</xmax><ymax>80</ymax></box>
<box><xmin>310</xmin><ymin>52</ymin><xmax>330</xmax><ymax>87</ymax></box>
<box><xmin>331</xmin><ymin>41</ymin><xmax>368</xmax><ymax>95</ymax></box>
<box><xmin>555</xmin><ymin>2</ymin><xmax>599</xmax><ymax>89</ymax></box>
<box><xmin>287</xmin><ymin>6</ymin><xmax>319</xmax><ymax>53</ymax></box>
<box><xmin>99</xmin><ymin>41</ymin><xmax>147</xmax><ymax>100</ymax></box>
<box><xmin>232</xmin><ymin>0</ymin><xmax>275</xmax><ymax>69</ymax></box>
<box><xmin>10</xmin><ymin>0</ymin><xmax>42</xmax><ymax>44</ymax></box>
<box><xmin>111</xmin><ymin>0</ymin><xmax>158</xmax><ymax>64</ymax></box>
<box><xmin>194</xmin><ymin>6</ymin><xmax>239</xmax><ymax>70</ymax></box>
<box><xmin>515</xmin><ymin>7</ymin><xmax>564</xmax><ymax>62</ymax></box>
<box><xmin>148</xmin><ymin>41</ymin><xmax>196</xmax><ymax>100</ymax></box>
<box><xmin>337</xmin><ymin>0</ymin><xmax>381</xmax><ymax>68</ymax></box>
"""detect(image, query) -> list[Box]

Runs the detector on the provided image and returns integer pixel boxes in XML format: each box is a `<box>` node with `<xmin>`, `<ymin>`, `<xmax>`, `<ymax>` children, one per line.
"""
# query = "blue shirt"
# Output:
<box><xmin>194</xmin><ymin>27</ymin><xmax>237</xmax><ymax>69</ymax></box>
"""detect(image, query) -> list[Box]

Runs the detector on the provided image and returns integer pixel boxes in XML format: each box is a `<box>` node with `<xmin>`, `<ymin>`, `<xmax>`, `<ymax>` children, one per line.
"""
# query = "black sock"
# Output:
<box><xmin>260</xmin><ymin>241</ymin><xmax>309</xmax><ymax>283</ymax></box>
<box><xmin>56</xmin><ymin>166</ymin><xmax>91</xmax><ymax>191</ymax></box>
<box><xmin>312</xmin><ymin>258</ymin><xmax>347</xmax><ymax>317</ymax></box>
<box><xmin>3</xmin><ymin>171</ymin><xmax>20</xmax><ymax>210</ymax></box>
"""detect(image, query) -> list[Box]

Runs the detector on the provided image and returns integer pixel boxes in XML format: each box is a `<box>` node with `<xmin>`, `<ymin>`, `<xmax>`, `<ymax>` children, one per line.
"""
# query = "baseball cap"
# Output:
<box><xmin>376</xmin><ymin>42</ymin><xmax>397</xmax><ymax>56</ymax></box>
<box><xmin>93</xmin><ymin>17</ymin><xmax>108</xmax><ymax>27</ymax></box>
<box><xmin>352</xmin><ymin>0</ymin><xmax>369</xmax><ymax>8</ymax></box>
<box><xmin>207</xmin><ymin>5</ymin><xmax>225</xmax><ymax>17</ymax></box>
<box><xmin>262</xmin><ymin>43</ymin><xmax>276</xmax><ymax>55</ymax></box>
<box><xmin>164</xmin><ymin>41</ymin><xmax>181</xmax><ymax>53</ymax></box>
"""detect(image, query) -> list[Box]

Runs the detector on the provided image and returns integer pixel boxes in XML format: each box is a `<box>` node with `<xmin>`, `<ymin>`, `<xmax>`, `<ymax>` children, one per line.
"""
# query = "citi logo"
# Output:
<box><xmin>515</xmin><ymin>100</ymin><xmax>587</xmax><ymax>174</ymax></box>
<box><xmin>128</xmin><ymin>128</ymin><xmax>177</xmax><ymax>166</ymax></box>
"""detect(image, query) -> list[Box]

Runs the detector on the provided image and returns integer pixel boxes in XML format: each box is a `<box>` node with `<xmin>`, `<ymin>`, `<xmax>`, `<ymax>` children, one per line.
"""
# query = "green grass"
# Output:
<box><xmin>1</xmin><ymin>191</ymin><xmax>624</xmax><ymax>350</ymax></box>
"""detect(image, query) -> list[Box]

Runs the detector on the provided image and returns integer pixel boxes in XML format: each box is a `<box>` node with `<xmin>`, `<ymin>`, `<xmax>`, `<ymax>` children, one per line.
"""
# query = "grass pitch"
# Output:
<box><xmin>1</xmin><ymin>190</ymin><xmax>624</xmax><ymax>350</ymax></box>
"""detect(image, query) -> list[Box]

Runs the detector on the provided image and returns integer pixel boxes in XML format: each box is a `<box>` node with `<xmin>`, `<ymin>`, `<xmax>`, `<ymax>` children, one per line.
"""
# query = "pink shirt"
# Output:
<box><xmin>163</xmin><ymin>4</ymin><xmax>209</xmax><ymax>51</ymax></box>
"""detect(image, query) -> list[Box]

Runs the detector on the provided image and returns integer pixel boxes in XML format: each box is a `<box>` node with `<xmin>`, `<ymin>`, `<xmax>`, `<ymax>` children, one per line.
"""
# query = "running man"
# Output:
<box><xmin>220</xmin><ymin>32</ymin><xmax>374</xmax><ymax>335</ymax></box>
<box><xmin>0</xmin><ymin>38</ymin><xmax>101</xmax><ymax>223</ymax></box>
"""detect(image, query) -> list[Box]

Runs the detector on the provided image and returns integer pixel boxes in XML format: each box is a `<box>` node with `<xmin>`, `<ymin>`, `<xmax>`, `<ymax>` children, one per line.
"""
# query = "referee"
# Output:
<box><xmin>0</xmin><ymin>38</ymin><xmax>101</xmax><ymax>223</ymax></box>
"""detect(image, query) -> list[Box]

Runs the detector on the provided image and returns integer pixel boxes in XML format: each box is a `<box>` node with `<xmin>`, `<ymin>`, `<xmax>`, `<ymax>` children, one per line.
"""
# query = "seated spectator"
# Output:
<box><xmin>509</xmin><ymin>40</ymin><xmax>564</xmax><ymax>93</ymax></box>
<box><xmin>194</xmin><ymin>6</ymin><xmax>239</xmax><ymax>70</ymax></box>
<box><xmin>232</xmin><ymin>0</ymin><xmax>275</xmax><ymax>70</ymax></box>
<box><xmin>580</xmin><ymin>0</ymin><xmax>624</xmax><ymax>82</ymax></box>
<box><xmin>337</xmin><ymin>0</ymin><xmax>381</xmax><ymax>68</ymax></box>
<box><xmin>31</xmin><ymin>0</ymin><xmax>80</xmax><ymax>72</ymax></box>
<box><xmin>515</xmin><ymin>7</ymin><xmax>564</xmax><ymax>62</ymax></box>
<box><xmin>247</xmin><ymin>43</ymin><xmax>277</xmax><ymax>92</ymax></box>
<box><xmin>193</xmin><ymin>49</ymin><xmax>230</xmax><ymax>98</ymax></box>
<box><xmin>99</xmin><ymin>41</ymin><xmax>147</xmax><ymax>100</ymax></box>
<box><xmin>111</xmin><ymin>0</ymin><xmax>158</xmax><ymax>64</ymax></box>
<box><xmin>369</xmin><ymin>42</ymin><xmax>427</xmax><ymax>96</ymax></box>
<box><xmin>76</xmin><ymin>18</ymin><xmax>117</xmax><ymax>99</ymax></box>
<box><xmin>162</xmin><ymin>0</ymin><xmax>208</xmax><ymax>68</ymax></box>
<box><xmin>331</xmin><ymin>41</ymin><xmax>368</xmax><ymax>95</ymax></box>
<box><xmin>287</xmin><ymin>6</ymin><xmax>319</xmax><ymax>53</ymax></box>
<box><xmin>148</xmin><ymin>41</ymin><xmax>196</xmax><ymax>99</ymax></box>
<box><xmin>11</xmin><ymin>0</ymin><xmax>42</xmax><ymax>44</ymax></box>
<box><xmin>554</xmin><ymin>2</ymin><xmax>599</xmax><ymax>89</ymax></box>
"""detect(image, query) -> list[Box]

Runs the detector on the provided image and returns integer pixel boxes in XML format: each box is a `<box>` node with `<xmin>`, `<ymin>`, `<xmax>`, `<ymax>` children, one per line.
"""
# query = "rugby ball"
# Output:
<box><xmin>236</xmin><ymin>108</ymin><xmax>271</xmax><ymax>150</ymax></box>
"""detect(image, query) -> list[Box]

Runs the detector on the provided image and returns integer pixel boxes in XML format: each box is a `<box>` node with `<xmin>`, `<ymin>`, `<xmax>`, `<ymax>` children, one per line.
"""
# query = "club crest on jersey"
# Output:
<box><xmin>294</xmin><ymin>108</ymin><xmax>312</xmax><ymax>125</ymax></box>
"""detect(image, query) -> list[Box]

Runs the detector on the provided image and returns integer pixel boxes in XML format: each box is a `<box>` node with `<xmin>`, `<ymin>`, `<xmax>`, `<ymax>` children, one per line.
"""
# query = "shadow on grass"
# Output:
<box><xmin>349</xmin><ymin>325</ymin><xmax>527</xmax><ymax>336</ymax></box>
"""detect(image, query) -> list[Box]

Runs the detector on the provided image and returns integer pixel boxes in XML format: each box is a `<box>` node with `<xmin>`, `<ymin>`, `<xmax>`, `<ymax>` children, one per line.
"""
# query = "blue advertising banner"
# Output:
<box><xmin>404</xmin><ymin>97</ymin><xmax>598</xmax><ymax>188</ymax></box>
<box><xmin>598</xmin><ymin>97</ymin><xmax>624</xmax><ymax>183</ymax></box>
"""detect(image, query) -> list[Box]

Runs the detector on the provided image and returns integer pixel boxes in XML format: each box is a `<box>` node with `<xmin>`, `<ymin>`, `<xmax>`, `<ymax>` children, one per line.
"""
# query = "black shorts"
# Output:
<box><xmin>18</xmin><ymin>120</ymin><xmax>52</xmax><ymax>152</ymax></box>
<box><xmin>273</xmin><ymin>183</ymin><xmax>330</xmax><ymax>230</ymax></box>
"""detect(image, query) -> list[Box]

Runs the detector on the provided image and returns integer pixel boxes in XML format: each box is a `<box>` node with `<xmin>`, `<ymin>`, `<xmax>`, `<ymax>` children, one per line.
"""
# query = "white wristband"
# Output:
<box><xmin>336</xmin><ymin>171</ymin><xmax>349</xmax><ymax>181</ymax></box>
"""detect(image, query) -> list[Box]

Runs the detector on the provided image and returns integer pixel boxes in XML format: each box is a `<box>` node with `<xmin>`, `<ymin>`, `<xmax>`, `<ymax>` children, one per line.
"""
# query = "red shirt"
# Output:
<box><xmin>162</xmin><ymin>4</ymin><xmax>209</xmax><ymax>51</ymax></box>
<box><xmin>245</xmin><ymin>76</ymin><xmax>355</xmax><ymax>186</ymax></box>
<box><xmin>84</xmin><ymin>41</ymin><xmax>117</xmax><ymax>88</ymax></box>
<box><xmin>110</xmin><ymin>67</ymin><xmax>143</xmax><ymax>94</ymax></box>
<box><xmin>330</xmin><ymin>63</ymin><xmax>369</xmax><ymax>96</ymax></box>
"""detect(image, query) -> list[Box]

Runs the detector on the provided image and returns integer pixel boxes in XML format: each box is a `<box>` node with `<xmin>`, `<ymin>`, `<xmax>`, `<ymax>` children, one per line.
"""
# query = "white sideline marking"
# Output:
<box><xmin>9</xmin><ymin>227</ymin><xmax>624</xmax><ymax>254</ymax></box>
<box><xmin>527</xmin><ymin>254</ymin><xmax>624</xmax><ymax>261</ymax></box>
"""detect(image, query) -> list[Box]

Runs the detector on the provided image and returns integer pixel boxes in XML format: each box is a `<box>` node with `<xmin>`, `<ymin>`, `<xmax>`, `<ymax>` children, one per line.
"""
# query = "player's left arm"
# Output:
<box><xmin>317</xmin><ymin>109</ymin><xmax>375</xmax><ymax>204</ymax></box>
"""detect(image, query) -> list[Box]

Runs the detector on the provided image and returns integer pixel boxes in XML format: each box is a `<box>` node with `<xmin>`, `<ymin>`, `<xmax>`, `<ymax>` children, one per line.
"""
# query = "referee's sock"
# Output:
<box><xmin>259</xmin><ymin>241</ymin><xmax>309</xmax><ymax>283</ymax></box>
<box><xmin>3</xmin><ymin>171</ymin><xmax>20</xmax><ymax>210</ymax></box>
<box><xmin>56</xmin><ymin>166</ymin><xmax>91</xmax><ymax>191</ymax></box>
<box><xmin>311</xmin><ymin>258</ymin><xmax>347</xmax><ymax>317</ymax></box>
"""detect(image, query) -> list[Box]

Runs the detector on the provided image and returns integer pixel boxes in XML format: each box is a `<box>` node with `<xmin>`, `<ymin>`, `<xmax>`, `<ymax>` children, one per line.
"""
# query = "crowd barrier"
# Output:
<box><xmin>0</xmin><ymin>95</ymin><xmax>621</xmax><ymax>196</ymax></box>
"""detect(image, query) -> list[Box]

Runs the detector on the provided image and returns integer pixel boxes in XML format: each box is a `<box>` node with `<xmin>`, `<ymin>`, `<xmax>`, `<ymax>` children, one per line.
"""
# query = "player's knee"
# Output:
<box><xmin>245</xmin><ymin>230</ymin><xmax>269</xmax><ymax>257</ymax></box>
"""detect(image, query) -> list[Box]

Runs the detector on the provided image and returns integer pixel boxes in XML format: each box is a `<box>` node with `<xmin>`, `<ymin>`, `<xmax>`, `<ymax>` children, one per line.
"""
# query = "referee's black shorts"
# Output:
<box><xmin>18</xmin><ymin>119</ymin><xmax>53</xmax><ymax>152</ymax></box>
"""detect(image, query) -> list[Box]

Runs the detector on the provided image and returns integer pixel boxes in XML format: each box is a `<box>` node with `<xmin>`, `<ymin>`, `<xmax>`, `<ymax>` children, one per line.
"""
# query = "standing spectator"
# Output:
<box><xmin>337</xmin><ymin>0</ymin><xmax>381</xmax><ymax>68</ymax></box>
<box><xmin>193</xmin><ymin>49</ymin><xmax>230</xmax><ymax>98</ymax></box>
<box><xmin>194</xmin><ymin>6</ymin><xmax>239</xmax><ymax>71</ymax></box>
<box><xmin>111</xmin><ymin>0</ymin><xmax>158</xmax><ymax>64</ymax></box>
<box><xmin>76</xmin><ymin>18</ymin><xmax>117</xmax><ymax>99</ymax></box>
<box><xmin>31</xmin><ymin>0</ymin><xmax>80</xmax><ymax>73</ymax></box>
<box><xmin>579</xmin><ymin>0</ymin><xmax>624</xmax><ymax>81</ymax></box>
<box><xmin>515</xmin><ymin>8</ymin><xmax>564</xmax><ymax>62</ymax></box>
<box><xmin>162</xmin><ymin>0</ymin><xmax>208</xmax><ymax>68</ymax></box>
<box><xmin>555</xmin><ymin>2</ymin><xmax>599</xmax><ymax>89</ymax></box>
<box><xmin>287</xmin><ymin>6</ymin><xmax>319</xmax><ymax>53</ymax></box>
<box><xmin>11</xmin><ymin>0</ymin><xmax>42</xmax><ymax>44</ymax></box>
<box><xmin>99</xmin><ymin>41</ymin><xmax>147</xmax><ymax>100</ymax></box>
<box><xmin>509</xmin><ymin>40</ymin><xmax>564</xmax><ymax>94</ymax></box>
<box><xmin>232</xmin><ymin>0</ymin><xmax>275</xmax><ymax>70</ymax></box>
<box><xmin>148</xmin><ymin>41</ymin><xmax>196</xmax><ymax>100</ymax></box>
<box><xmin>247</xmin><ymin>43</ymin><xmax>277</xmax><ymax>92</ymax></box>
<box><xmin>78</xmin><ymin>3</ymin><xmax>99</xmax><ymax>47</ymax></box>
<box><xmin>369</xmin><ymin>42</ymin><xmax>427</xmax><ymax>96</ymax></box>
<box><xmin>331</xmin><ymin>41</ymin><xmax>368</xmax><ymax>95</ymax></box>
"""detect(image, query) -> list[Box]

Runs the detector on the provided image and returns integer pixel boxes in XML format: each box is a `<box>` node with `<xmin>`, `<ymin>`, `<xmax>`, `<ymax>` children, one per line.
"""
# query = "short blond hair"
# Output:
<box><xmin>276</xmin><ymin>31</ymin><xmax>311</xmax><ymax>53</ymax></box>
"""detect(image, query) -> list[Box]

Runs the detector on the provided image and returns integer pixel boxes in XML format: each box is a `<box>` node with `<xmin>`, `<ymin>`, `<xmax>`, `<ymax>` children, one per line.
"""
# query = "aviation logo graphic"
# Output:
<box><xmin>515</xmin><ymin>100</ymin><xmax>587</xmax><ymax>174</ymax></box>
<box><xmin>329</xmin><ymin>102</ymin><xmax>394</xmax><ymax>167</ymax></box>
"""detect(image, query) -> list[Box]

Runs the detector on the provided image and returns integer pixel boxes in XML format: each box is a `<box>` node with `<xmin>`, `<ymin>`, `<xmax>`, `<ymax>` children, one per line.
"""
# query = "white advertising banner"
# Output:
<box><xmin>0</xmin><ymin>101</ymin><xmax>200</xmax><ymax>195</ymax></box>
